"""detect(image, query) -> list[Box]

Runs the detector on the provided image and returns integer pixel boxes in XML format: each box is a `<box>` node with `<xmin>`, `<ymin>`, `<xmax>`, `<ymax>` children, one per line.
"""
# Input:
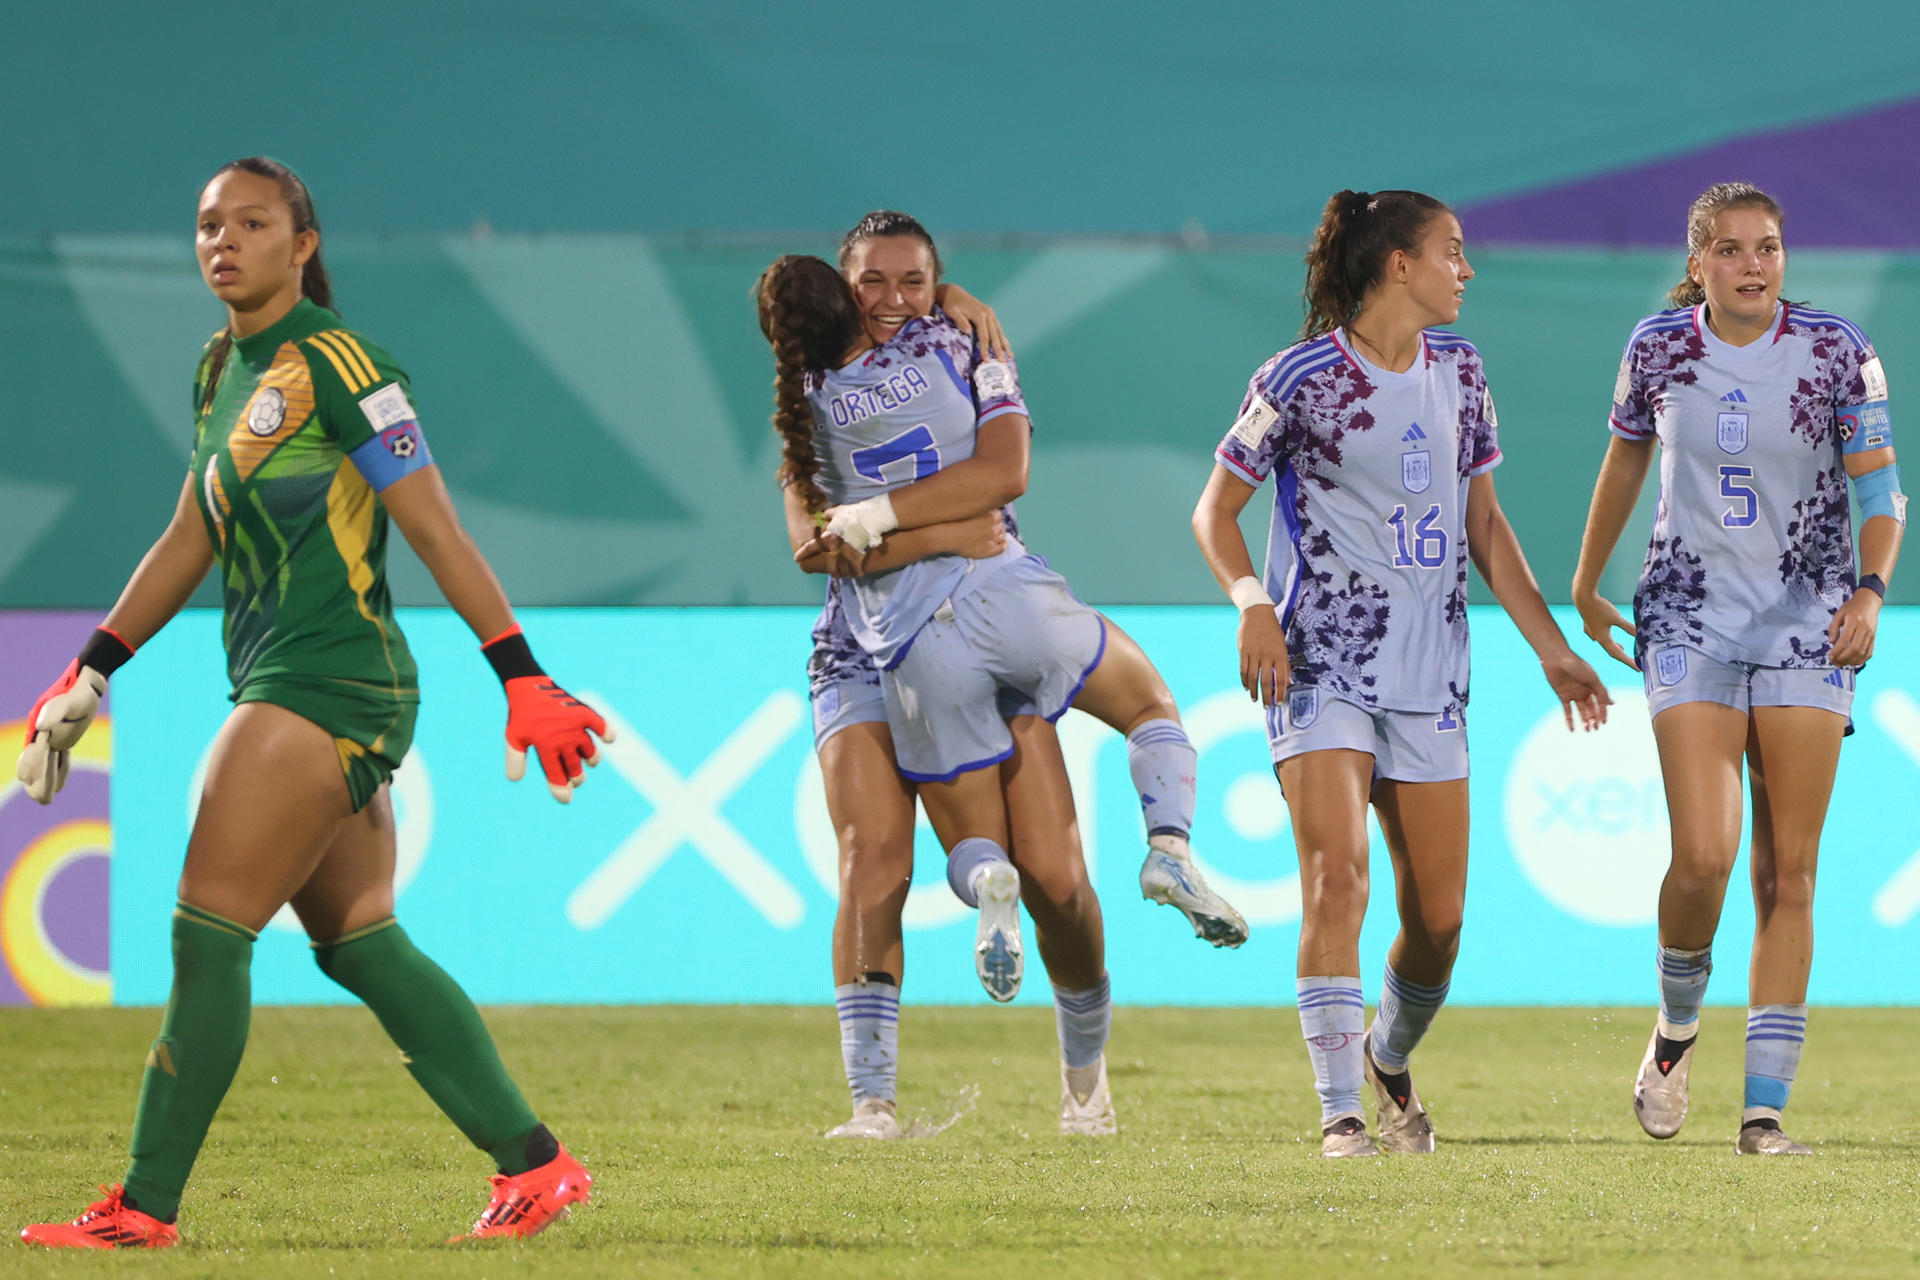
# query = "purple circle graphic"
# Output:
<box><xmin>41</xmin><ymin>851</ymin><xmax>111</xmax><ymax>974</ymax></box>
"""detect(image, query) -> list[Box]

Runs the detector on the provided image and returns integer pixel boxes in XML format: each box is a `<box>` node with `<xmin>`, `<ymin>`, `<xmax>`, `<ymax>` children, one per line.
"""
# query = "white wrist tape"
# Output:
<box><xmin>824</xmin><ymin>494</ymin><xmax>899</xmax><ymax>553</ymax></box>
<box><xmin>1228</xmin><ymin>576</ymin><xmax>1273</xmax><ymax>612</ymax></box>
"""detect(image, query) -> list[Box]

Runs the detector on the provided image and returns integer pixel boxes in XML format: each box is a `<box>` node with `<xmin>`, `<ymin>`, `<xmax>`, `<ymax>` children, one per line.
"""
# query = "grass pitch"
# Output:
<box><xmin>5</xmin><ymin>1004</ymin><xmax>1920</xmax><ymax>1278</ymax></box>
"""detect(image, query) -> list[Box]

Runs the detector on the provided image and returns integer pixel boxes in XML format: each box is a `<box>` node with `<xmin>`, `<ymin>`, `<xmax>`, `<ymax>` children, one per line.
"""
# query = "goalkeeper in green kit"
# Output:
<box><xmin>17</xmin><ymin>157</ymin><xmax>609</xmax><ymax>1248</ymax></box>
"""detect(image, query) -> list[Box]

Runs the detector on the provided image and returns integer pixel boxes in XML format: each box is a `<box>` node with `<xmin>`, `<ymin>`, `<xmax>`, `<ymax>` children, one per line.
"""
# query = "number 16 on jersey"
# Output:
<box><xmin>1387</xmin><ymin>503</ymin><xmax>1449</xmax><ymax>568</ymax></box>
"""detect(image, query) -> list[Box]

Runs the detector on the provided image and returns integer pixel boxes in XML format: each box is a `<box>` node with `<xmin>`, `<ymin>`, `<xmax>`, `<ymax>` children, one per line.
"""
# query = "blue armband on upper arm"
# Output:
<box><xmin>347</xmin><ymin>419</ymin><xmax>434</xmax><ymax>492</ymax></box>
<box><xmin>1839</xmin><ymin>400</ymin><xmax>1892</xmax><ymax>454</ymax></box>
<box><xmin>1851</xmin><ymin>461</ymin><xmax>1908</xmax><ymax>527</ymax></box>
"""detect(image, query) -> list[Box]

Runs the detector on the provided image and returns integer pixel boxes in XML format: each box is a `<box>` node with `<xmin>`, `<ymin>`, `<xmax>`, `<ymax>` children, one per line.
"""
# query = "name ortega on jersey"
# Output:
<box><xmin>829</xmin><ymin>366</ymin><xmax>931</xmax><ymax>426</ymax></box>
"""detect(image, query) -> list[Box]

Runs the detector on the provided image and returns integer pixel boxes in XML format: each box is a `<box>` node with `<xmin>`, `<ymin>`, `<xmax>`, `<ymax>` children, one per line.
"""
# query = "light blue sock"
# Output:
<box><xmin>946</xmin><ymin>837</ymin><xmax>1010</xmax><ymax>908</ymax></box>
<box><xmin>835</xmin><ymin>979</ymin><xmax>900</xmax><ymax>1105</ymax></box>
<box><xmin>1657</xmin><ymin>945</ymin><xmax>1711</xmax><ymax>1034</ymax></box>
<box><xmin>1126</xmin><ymin>718</ymin><xmax>1196</xmax><ymax>839</ymax></box>
<box><xmin>1370</xmin><ymin>965</ymin><xmax>1449</xmax><ymax>1072</ymax></box>
<box><xmin>1053</xmin><ymin>974</ymin><xmax>1112</xmax><ymax>1070</ymax></box>
<box><xmin>1743</xmin><ymin>1004</ymin><xmax>1807</xmax><ymax>1119</ymax></box>
<box><xmin>1297</xmin><ymin>976</ymin><xmax>1366</xmax><ymax>1125</ymax></box>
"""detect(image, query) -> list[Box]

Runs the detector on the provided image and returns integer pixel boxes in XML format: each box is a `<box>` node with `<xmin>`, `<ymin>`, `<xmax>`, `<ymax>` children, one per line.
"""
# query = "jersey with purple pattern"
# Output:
<box><xmin>806</xmin><ymin>309</ymin><xmax>1028</xmax><ymax>666</ymax></box>
<box><xmin>1214</xmin><ymin>329</ymin><xmax>1502</xmax><ymax>713</ymax></box>
<box><xmin>1609</xmin><ymin>303</ymin><xmax>1886</xmax><ymax>668</ymax></box>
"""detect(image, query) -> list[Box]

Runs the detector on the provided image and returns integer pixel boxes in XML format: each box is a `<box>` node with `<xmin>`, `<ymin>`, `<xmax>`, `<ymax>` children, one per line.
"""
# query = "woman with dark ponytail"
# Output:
<box><xmin>19</xmin><ymin>159</ymin><xmax>607</xmax><ymax>1248</ymax></box>
<box><xmin>1194</xmin><ymin>189</ymin><xmax>1607</xmax><ymax>1157</ymax></box>
<box><xmin>1572</xmin><ymin>182</ymin><xmax>1905</xmax><ymax>1157</ymax></box>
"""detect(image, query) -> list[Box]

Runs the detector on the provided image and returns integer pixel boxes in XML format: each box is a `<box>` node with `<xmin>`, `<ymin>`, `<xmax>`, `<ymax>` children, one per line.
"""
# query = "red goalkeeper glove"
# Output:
<box><xmin>481</xmin><ymin>626</ymin><xmax>613</xmax><ymax>804</ymax></box>
<box><xmin>17</xmin><ymin>627</ymin><xmax>135</xmax><ymax>805</ymax></box>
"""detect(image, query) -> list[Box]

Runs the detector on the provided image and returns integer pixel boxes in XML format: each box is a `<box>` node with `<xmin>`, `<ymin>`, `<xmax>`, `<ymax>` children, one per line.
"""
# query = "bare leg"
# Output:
<box><xmin>818</xmin><ymin>723</ymin><xmax>915</xmax><ymax>985</ymax></box>
<box><xmin>1370</xmin><ymin>778</ymin><xmax>1469</xmax><ymax>989</ymax></box>
<box><xmin>1746</xmin><ymin>707</ymin><xmax>1843</xmax><ymax>1005</ymax></box>
<box><xmin>1651</xmin><ymin>702</ymin><xmax>1751</xmax><ymax>949</ymax></box>
<box><xmin>1277</xmin><ymin>750</ymin><xmax>1376</xmax><ymax>978</ymax></box>
<box><xmin>1002</xmin><ymin>715</ymin><xmax>1103</xmax><ymax>990</ymax></box>
<box><xmin>1073</xmin><ymin>620</ymin><xmax>1181</xmax><ymax>735</ymax></box>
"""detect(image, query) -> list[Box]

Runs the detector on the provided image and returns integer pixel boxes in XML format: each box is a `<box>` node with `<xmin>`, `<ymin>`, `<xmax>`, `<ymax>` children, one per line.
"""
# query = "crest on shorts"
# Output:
<box><xmin>1401</xmin><ymin>450</ymin><xmax>1431</xmax><ymax>494</ymax></box>
<box><xmin>1286</xmin><ymin>686</ymin><xmax>1319</xmax><ymax>729</ymax></box>
<box><xmin>1716</xmin><ymin>411</ymin><xmax>1749</xmax><ymax>454</ymax></box>
<box><xmin>246</xmin><ymin>387</ymin><xmax>287</xmax><ymax>437</ymax></box>
<box><xmin>816</xmin><ymin>685</ymin><xmax>841</xmax><ymax>720</ymax></box>
<box><xmin>1655</xmin><ymin>647</ymin><xmax>1687</xmax><ymax>687</ymax></box>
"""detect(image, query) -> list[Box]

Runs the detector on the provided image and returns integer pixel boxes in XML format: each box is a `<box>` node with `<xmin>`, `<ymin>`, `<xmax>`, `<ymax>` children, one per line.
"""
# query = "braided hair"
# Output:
<box><xmin>753</xmin><ymin>254</ymin><xmax>863</xmax><ymax>517</ymax></box>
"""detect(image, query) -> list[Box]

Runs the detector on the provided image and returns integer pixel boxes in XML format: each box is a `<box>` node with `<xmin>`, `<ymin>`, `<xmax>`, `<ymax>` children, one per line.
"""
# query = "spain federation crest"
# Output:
<box><xmin>1286</xmin><ymin>686</ymin><xmax>1319</xmax><ymax>730</ymax></box>
<box><xmin>1655</xmin><ymin>647</ymin><xmax>1688</xmax><ymax>687</ymax></box>
<box><xmin>1401</xmin><ymin>450</ymin><xmax>1431</xmax><ymax>494</ymax></box>
<box><xmin>1716</xmin><ymin>411</ymin><xmax>1748</xmax><ymax>455</ymax></box>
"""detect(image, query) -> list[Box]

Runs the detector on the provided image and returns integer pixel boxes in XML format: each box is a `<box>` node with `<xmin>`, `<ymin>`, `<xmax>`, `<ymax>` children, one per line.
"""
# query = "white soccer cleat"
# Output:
<box><xmin>973</xmin><ymin>860</ymin><xmax>1024</xmax><ymax>1003</ymax></box>
<box><xmin>1320</xmin><ymin>1114</ymin><xmax>1379</xmax><ymax>1158</ymax></box>
<box><xmin>1735</xmin><ymin>1122</ymin><xmax>1812</xmax><ymax>1156</ymax></box>
<box><xmin>1364</xmin><ymin>1034</ymin><xmax>1435</xmax><ymax>1154</ymax></box>
<box><xmin>1138</xmin><ymin>834</ymin><xmax>1249</xmax><ymax>948</ymax></box>
<box><xmin>1059</xmin><ymin>1056</ymin><xmax>1117</xmax><ymax>1136</ymax></box>
<box><xmin>1633</xmin><ymin>1028</ymin><xmax>1694</xmax><ymax>1139</ymax></box>
<box><xmin>825</xmin><ymin>1098</ymin><xmax>902</xmax><ymax>1140</ymax></box>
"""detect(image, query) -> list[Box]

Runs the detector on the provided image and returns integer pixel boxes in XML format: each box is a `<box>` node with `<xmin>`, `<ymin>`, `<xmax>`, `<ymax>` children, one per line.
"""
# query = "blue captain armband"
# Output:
<box><xmin>1839</xmin><ymin>399</ymin><xmax>1892</xmax><ymax>454</ymax></box>
<box><xmin>347</xmin><ymin>418</ymin><xmax>434</xmax><ymax>491</ymax></box>
<box><xmin>1851</xmin><ymin>462</ymin><xmax>1908</xmax><ymax>527</ymax></box>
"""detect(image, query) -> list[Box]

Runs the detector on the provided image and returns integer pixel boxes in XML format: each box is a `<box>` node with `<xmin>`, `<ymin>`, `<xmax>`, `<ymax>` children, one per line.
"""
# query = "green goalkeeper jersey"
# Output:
<box><xmin>188</xmin><ymin>298</ymin><xmax>433</xmax><ymax>725</ymax></box>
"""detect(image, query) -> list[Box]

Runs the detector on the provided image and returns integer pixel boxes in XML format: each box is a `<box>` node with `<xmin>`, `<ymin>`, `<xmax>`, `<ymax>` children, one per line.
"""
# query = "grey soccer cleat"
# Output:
<box><xmin>1059</xmin><ymin>1056</ymin><xmax>1118</xmax><ymax>1136</ymax></box>
<box><xmin>1633</xmin><ymin>1028</ymin><xmax>1694</xmax><ymax>1139</ymax></box>
<box><xmin>1320</xmin><ymin>1114</ymin><xmax>1380</xmax><ymax>1158</ymax></box>
<box><xmin>825</xmin><ymin>1098</ymin><xmax>902</xmax><ymax>1140</ymax></box>
<box><xmin>973</xmin><ymin>860</ymin><xmax>1024</xmax><ymax>1003</ymax></box>
<box><xmin>1364</xmin><ymin>1033</ymin><xmax>1436</xmax><ymax>1154</ymax></box>
<box><xmin>1138</xmin><ymin>834</ymin><xmax>1249</xmax><ymax>948</ymax></box>
<box><xmin>1735</xmin><ymin>1121</ymin><xmax>1812</xmax><ymax>1156</ymax></box>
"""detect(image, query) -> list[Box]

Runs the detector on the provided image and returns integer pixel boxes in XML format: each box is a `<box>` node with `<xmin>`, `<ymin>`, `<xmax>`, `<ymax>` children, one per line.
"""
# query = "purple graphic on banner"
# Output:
<box><xmin>0</xmin><ymin>611</ymin><xmax>112</xmax><ymax>1006</ymax></box>
<box><xmin>1461</xmin><ymin>97</ymin><xmax>1920</xmax><ymax>249</ymax></box>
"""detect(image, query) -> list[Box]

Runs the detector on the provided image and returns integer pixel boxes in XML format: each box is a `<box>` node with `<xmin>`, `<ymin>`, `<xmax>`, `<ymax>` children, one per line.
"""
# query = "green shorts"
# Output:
<box><xmin>235</xmin><ymin>678</ymin><xmax>418</xmax><ymax>812</ymax></box>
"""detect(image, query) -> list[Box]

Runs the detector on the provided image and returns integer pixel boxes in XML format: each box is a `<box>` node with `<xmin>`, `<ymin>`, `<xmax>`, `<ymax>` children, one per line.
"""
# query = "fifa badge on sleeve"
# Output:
<box><xmin>974</xmin><ymin>360</ymin><xmax>1017</xmax><ymax>402</ymax></box>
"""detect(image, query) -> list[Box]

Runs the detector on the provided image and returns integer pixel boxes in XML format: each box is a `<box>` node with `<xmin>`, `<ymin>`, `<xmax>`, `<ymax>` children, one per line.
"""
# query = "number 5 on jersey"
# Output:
<box><xmin>1719</xmin><ymin>465</ymin><xmax>1758</xmax><ymax>528</ymax></box>
<box><xmin>1387</xmin><ymin>503</ymin><xmax>1448</xmax><ymax>568</ymax></box>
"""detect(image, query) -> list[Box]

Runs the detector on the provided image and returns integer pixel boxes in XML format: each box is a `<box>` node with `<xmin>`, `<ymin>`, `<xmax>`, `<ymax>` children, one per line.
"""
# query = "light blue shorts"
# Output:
<box><xmin>1642</xmin><ymin>643</ymin><xmax>1856</xmax><ymax>722</ymax></box>
<box><xmin>811</xmin><ymin>670</ymin><xmax>887</xmax><ymax>749</ymax></box>
<box><xmin>1264</xmin><ymin>686</ymin><xmax>1468</xmax><ymax>784</ymax></box>
<box><xmin>881</xmin><ymin>556</ymin><xmax>1105</xmax><ymax>783</ymax></box>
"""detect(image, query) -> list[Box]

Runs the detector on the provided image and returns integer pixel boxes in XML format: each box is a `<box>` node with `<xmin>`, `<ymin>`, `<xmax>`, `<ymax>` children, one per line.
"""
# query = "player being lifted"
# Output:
<box><xmin>17</xmin><ymin>158</ymin><xmax>609</xmax><ymax>1248</ymax></box>
<box><xmin>1572</xmin><ymin>182</ymin><xmax>1904</xmax><ymax>1156</ymax></box>
<box><xmin>1194</xmin><ymin>190</ymin><xmax>1608</xmax><ymax>1156</ymax></box>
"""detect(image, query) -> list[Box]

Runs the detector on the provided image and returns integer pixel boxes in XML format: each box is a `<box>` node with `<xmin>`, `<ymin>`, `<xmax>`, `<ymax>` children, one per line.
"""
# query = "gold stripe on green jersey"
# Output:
<box><xmin>324</xmin><ymin>464</ymin><xmax>403</xmax><ymax>695</ymax></box>
<box><xmin>331</xmin><ymin>332</ymin><xmax>381</xmax><ymax>386</ymax></box>
<box><xmin>311</xmin><ymin>329</ymin><xmax>378</xmax><ymax>389</ymax></box>
<box><xmin>304</xmin><ymin>332</ymin><xmax>364</xmax><ymax>392</ymax></box>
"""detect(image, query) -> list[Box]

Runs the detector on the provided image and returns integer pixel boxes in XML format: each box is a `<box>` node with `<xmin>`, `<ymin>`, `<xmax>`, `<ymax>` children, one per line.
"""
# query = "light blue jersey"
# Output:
<box><xmin>1610</xmin><ymin>303</ymin><xmax>1887</xmax><ymax>668</ymax></box>
<box><xmin>807</xmin><ymin>310</ymin><xmax>1029</xmax><ymax>666</ymax></box>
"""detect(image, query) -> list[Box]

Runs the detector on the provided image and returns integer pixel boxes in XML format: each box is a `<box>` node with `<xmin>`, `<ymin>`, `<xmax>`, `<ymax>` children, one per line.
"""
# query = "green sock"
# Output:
<box><xmin>123</xmin><ymin>903</ymin><xmax>257</xmax><ymax>1222</ymax></box>
<box><xmin>314</xmin><ymin>919</ymin><xmax>543</xmax><ymax>1174</ymax></box>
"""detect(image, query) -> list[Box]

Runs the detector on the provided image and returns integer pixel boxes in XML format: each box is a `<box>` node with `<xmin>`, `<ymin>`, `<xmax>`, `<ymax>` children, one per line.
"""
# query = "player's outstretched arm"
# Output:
<box><xmin>16</xmin><ymin>474</ymin><xmax>215</xmax><ymax>804</ymax></box>
<box><xmin>1466</xmin><ymin>471</ymin><xmax>1609</xmax><ymax>732</ymax></box>
<box><xmin>380</xmin><ymin>464</ymin><xmax>611</xmax><ymax>803</ymax></box>
<box><xmin>1570</xmin><ymin>435</ymin><xmax>1654</xmax><ymax>671</ymax></box>
<box><xmin>1193</xmin><ymin>463</ymin><xmax>1290</xmax><ymax>707</ymax></box>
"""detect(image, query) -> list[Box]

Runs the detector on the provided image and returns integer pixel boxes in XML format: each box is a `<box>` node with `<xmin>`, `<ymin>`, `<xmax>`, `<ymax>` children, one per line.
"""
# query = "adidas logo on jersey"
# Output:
<box><xmin>1720</xmin><ymin>389</ymin><xmax>1749</xmax><ymax>404</ymax></box>
<box><xmin>1401</xmin><ymin>423</ymin><xmax>1427</xmax><ymax>442</ymax></box>
<box><xmin>1823</xmin><ymin>669</ymin><xmax>1852</xmax><ymax>690</ymax></box>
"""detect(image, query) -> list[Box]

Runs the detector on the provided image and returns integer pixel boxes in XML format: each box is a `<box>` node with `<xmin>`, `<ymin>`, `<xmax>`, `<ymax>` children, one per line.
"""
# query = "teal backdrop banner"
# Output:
<box><xmin>6</xmin><ymin>238</ymin><xmax>1918</xmax><ymax>608</ymax></box>
<box><xmin>106</xmin><ymin>606</ymin><xmax>1920</xmax><ymax>1008</ymax></box>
